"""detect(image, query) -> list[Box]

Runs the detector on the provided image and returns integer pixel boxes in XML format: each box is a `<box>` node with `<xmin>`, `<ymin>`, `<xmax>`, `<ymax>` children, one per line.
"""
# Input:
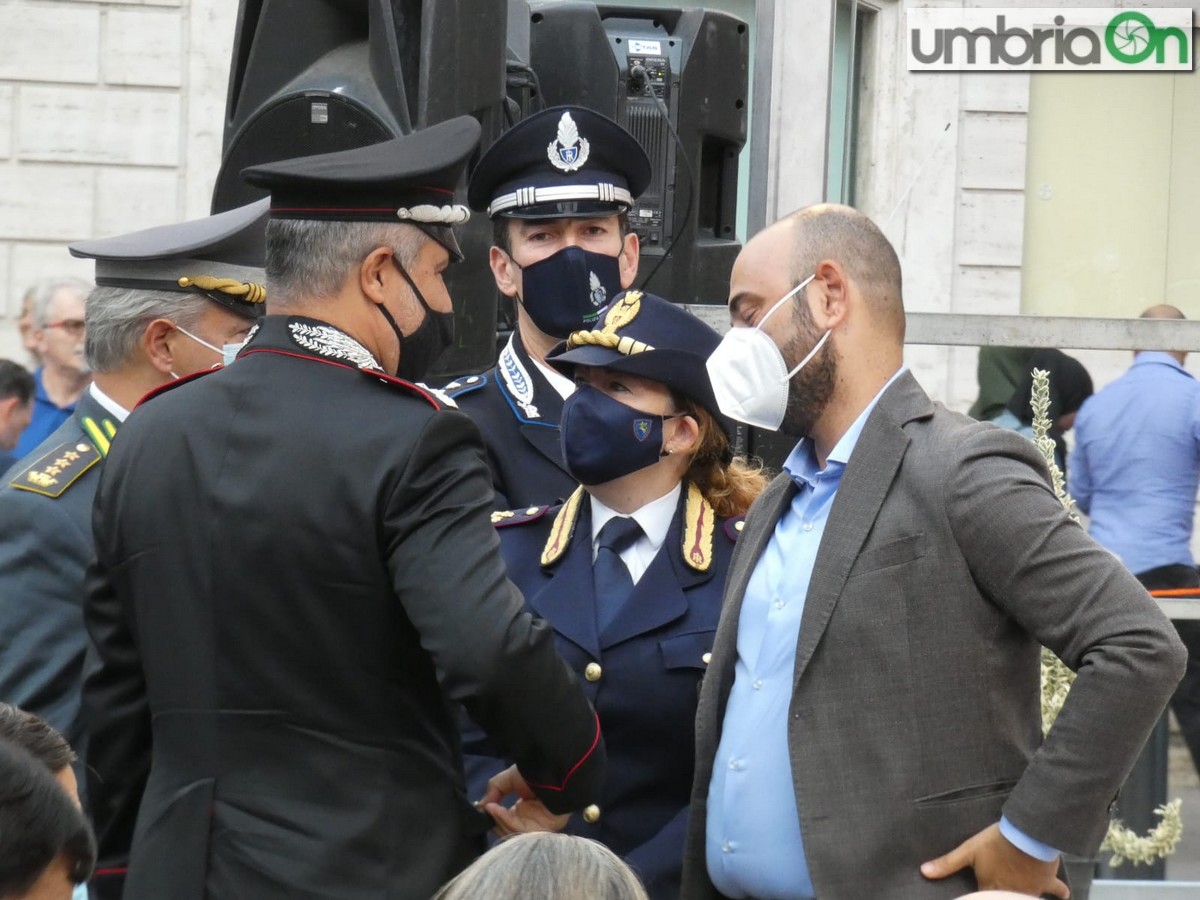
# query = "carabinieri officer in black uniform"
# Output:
<box><xmin>464</xmin><ymin>291</ymin><xmax>767</xmax><ymax>899</ymax></box>
<box><xmin>82</xmin><ymin>118</ymin><xmax>605</xmax><ymax>900</ymax></box>
<box><xmin>443</xmin><ymin>106</ymin><xmax>651</xmax><ymax>509</ymax></box>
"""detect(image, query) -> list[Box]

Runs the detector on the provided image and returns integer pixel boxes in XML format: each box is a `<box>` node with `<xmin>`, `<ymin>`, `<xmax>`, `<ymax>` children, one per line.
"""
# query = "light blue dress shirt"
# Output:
<box><xmin>706</xmin><ymin>369</ymin><xmax>1057</xmax><ymax>898</ymax></box>
<box><xmin>1069</xmin><ymin>352</ymin><xmax>1200</xmax><ymax>576</ymax></box>
<box><xmin>706</xmin><ymin>370</ymin><xmax>903</xmax><ymax>899</ymax></box>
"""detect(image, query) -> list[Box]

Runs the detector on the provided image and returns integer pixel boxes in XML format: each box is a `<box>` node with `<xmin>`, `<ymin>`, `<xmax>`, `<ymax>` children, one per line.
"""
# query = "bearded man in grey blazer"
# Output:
<box><xmin>685</xmin><ymin>204</ymin><xmax>1187</xmax><ymax>899</ymax></box>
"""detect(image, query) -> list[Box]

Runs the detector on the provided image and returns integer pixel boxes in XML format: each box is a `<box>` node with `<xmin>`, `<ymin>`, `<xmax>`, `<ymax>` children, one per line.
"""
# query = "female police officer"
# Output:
<box><xmin>466</xmin><ymin>290</ymin><xmax>766</xmax><ymax>899</ymax></box>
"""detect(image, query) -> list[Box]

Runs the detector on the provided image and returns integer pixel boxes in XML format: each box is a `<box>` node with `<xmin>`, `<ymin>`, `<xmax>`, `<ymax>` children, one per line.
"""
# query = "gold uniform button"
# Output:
<box><xmin>702</xmin><ymin>652</ymin><xmax>712</xmax><ymax>665</ymax></box>
<box><xmin>734</xmin><ymin>520</ymin><xmax>745</xmax><ymax>532</ymax></box>
<box><xmin>525</xmin><ymin>507</ymin><xmax>539</xmax><ymax>515</ymax></box>
<box><xmin>584</xmin><ymin>662</ymin><xmax>602</xmax><ymax>682</ymax></box>
<box><xmin>583</xmin><ymin>804</ymin><xmax>601</xmax><ymax>823</ymax></box>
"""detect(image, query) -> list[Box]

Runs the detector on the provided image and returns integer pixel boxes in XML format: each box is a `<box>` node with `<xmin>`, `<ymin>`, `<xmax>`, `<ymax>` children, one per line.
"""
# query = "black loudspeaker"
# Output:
<box><xmin>210</xmin><ymin>0</ymin><xmax>514</xmax><ymax>376</ymax></box>
<box><xmin>528</xmin><ymin>2</ymin><xmax>748</xmax><ymax>305</ymax></box>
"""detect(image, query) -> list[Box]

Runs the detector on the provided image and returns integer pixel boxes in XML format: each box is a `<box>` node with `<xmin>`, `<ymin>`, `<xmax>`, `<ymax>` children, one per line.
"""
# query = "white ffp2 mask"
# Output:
<box><xmin>178</xmin><ymin>326</ymin><xmax>244</xmax><ymax>367</ymax></box>
<box><xmin>705</xmin><ymin>275</ymin><xmax>830</xmax><ymax>431</ymax></box>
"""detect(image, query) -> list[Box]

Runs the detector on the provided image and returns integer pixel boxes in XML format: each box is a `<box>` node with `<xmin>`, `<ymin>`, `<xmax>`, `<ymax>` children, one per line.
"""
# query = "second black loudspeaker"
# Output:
<box><xmin>528</xmin><ymin>2</ymin><xmax>748</xmax><ymax>306</ymax></box>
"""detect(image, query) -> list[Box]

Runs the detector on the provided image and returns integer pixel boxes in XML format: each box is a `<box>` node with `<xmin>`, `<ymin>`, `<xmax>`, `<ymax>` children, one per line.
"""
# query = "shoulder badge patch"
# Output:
<box><xmin>438</xmin><ymin>374</ymin><xmax>488</xmax><ymax>400</ymax></box>
<box><xmin>10</xmin><ymin>440</ymin><xmax>101</xmax><ymax>498</ymax></box>
<box><xmin>491</xmin><ymin>504</ymin><xmax>551</xmax><ymax>528</ymax></box>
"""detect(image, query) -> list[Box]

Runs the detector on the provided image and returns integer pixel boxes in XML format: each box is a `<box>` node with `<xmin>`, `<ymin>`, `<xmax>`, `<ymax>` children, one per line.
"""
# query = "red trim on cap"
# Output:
<box><xmin>240</xmin><ymin>348</ymin><xmax>441</xmax><ymax>409</ymax></box>
<box><xmin>94</xmin><ymin>868</ymin><xmax>128</xmax><ymax>877</ymax></box>
<box><xmin>526</xmin><ymin>712</ymin><xmax>602</xmax><ymax>793</ymax></box>
<box><xmin>273</xmin><ymin>207</ymin><xmax>403</xmax><ymax>213</ymax></box>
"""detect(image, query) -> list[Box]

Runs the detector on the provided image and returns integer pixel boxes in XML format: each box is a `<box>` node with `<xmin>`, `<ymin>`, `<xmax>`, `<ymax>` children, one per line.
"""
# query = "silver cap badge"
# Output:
<box><xmin>547</xmin><ymin>112</ymin><xmax>590</xmax><ymax>173</ymax></box>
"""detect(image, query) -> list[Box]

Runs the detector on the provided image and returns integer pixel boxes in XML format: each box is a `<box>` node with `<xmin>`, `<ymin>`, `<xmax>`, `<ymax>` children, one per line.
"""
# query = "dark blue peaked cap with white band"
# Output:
<box><xmin>240</xmin><ymin>116</ymin><xmax>481</xmax><ymax>261</ymax></box>
<box><xmin>69</xmin><ymin>199</ymin><xmax>270</xmax><ymax>320</ymax></box>
<box><xmin>468</xmin><ymin>106</ymin><xmax>651</xmax><ymax>220</ymax></box>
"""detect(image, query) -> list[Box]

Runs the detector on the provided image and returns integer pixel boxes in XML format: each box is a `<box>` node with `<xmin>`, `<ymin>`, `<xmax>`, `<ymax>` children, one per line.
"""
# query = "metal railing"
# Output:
<box><xmin>686</xmin><ymin>307</ymin><xmax>1200</xmax><ymax>352</ymax></box>
<box><xmin>685</xmin><ymin>308</ymin><xmax>1200</xmax><ymax>893</ymax></box>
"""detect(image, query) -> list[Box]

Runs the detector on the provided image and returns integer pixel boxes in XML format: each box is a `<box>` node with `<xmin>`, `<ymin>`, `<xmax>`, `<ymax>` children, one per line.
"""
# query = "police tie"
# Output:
<box><xmin>594</xmin><ymin>516</ymin><xmax>643</xmax><ymax>634</ymax></box>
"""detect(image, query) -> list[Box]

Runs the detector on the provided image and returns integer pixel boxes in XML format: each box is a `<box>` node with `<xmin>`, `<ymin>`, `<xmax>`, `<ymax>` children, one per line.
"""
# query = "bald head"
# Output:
<box><xmin>783</xmin><ymin>204</ymin><xmax>905</xmax><ymax>340</ymax></box>
<box><xmin>1141</xmin><ymin>304</ymin><xmax>1185</xmax><ymax>321</ymax></box>
<box><xmin>1137</xmin><ymin>304</ymin><xmax>1187</xmax><ymax>361</ymax></box>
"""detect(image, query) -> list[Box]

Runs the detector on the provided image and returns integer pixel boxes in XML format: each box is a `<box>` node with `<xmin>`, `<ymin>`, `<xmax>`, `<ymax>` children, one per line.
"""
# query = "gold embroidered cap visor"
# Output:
<box><xmin>546</xmin><ymin>289</ymin><xmax>727</xmax><ymax>422</ymax></box>
<box><xmin>70</xmin><ymin>198</ymin><xmax>270</xmax><ymax>320</ymax></box>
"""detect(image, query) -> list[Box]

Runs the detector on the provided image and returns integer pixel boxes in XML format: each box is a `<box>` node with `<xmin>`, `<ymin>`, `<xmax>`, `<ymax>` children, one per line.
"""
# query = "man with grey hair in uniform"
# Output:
<box><xmin>0</xmin><ymin>199</ymin><xmax>268</xmax><ymax>793</ymax></box>
<box><xmin>82</xmin><ymin>119</ymin><xmax>605</xmax><ymax>900</ymax></box>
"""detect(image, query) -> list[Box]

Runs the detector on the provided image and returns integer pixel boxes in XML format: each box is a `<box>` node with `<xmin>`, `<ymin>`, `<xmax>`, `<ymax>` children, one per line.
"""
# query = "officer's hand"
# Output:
<box><xmin>476</xmin><ymin>764</ymin><xmax>570</xmax><ymax>838</ymax></box>
<box><xmin>921</xmin><ymin>823</ymin><xmax>1069</xmax><ymax>898</ymax></box>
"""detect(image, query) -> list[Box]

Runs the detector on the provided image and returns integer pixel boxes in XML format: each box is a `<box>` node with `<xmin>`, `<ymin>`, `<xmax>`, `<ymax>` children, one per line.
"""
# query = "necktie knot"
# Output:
<box><xmin>597</xmin><ymin>516</ymin><xmax>643</xmax><ymax>553</ymax></box>
<box><xmin>594</xmin><ymin>516</ymin><xmax>642</xmax><ymax>635</ymax></box>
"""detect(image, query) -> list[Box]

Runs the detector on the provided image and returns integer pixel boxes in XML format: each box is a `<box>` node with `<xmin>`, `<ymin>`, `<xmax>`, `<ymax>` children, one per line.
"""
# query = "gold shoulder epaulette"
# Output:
<box><xmin>541</xmin><ymin>486</ymin><xmax>585</xmax><ymax>567</ymax></box>
<box><xmin>491</xmin><ymin>504</ymin><xmax>550</xmax><ymax>528</ymax></box>
<box><xmin>10</xmin><ymin>440</ymin><xmax>101</xmax><ymax>499</ymax></box>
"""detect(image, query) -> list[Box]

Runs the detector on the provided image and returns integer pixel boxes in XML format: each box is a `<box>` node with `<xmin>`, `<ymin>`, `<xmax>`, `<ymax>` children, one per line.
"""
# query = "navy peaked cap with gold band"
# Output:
<box><xmin>468</xmin><ymin>106</ymin><xmax>651</xmax><ymax>220</ymax></box>
<box><xmin>69</xmin><ymin>199</ymin><xmax>269</xmax><ymax>320</ymax></box>
<box><xmin>241</xmin><ymin>116</ymin><xmax>482</xmax><ymax>261</ymax></box>
<box><xmin>547</xmin><ymin>290</ymin><xmax>725</xmax><ymax>421</ymax></box>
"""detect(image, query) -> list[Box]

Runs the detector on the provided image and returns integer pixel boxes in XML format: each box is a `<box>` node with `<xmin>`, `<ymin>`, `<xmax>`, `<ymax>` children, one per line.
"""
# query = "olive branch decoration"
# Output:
<box><xmin>1031</xmin><ymin>367</ymin><xmax>1183</xmax><ymax>866</ymax></box>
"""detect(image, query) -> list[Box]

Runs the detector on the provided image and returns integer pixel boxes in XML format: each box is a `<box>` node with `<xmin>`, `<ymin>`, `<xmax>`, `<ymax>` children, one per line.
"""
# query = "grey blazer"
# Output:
<box><xmin>683</xmin><ymin>371</ymin><xmax>1187</xmax><ymax>899</ymax></box>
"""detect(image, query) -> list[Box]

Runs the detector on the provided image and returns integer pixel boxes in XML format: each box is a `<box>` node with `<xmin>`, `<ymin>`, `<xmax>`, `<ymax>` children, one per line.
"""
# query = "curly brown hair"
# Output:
<box><xmin>676</xmin><ymin>396</ymin><xmax>768</xmax><ymax>519</ymax></box>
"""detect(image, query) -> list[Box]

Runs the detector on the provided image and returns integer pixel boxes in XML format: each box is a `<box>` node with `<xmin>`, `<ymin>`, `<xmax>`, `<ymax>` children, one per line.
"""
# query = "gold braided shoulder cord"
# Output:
<box><xmin>1031</xmin><ymin>368</ymin><xmax>1184</xmax><ymax>865</ymax></box>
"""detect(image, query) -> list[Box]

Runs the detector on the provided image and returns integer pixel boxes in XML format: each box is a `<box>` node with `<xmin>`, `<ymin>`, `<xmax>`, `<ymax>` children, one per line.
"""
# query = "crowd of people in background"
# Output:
<box><xmin>0</xmin><ymin>105</ymin><xmax>1195</xmax><ymax>900</ymax></box>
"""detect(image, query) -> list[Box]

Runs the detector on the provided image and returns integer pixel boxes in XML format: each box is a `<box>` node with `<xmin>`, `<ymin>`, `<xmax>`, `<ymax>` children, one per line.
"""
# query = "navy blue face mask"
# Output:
<box><xmin>514</xmin><ymin>245</ymin><xmax>623</xmax><ymax>339</ymax></box>
<box><xmin>560</xmin><ymin>384</ymin><xmax>679</xmax><ymax>485</ymax></box>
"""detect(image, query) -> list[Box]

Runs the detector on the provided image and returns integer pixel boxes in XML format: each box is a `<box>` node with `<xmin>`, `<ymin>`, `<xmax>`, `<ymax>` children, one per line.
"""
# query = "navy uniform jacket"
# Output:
<box><xmin>83</xmin><ymin>315</ymin><xmax>605</xmax><ymax>900</ymax></box>
<box><xmin>445</xmin><ymin>331</ymin><xmax>577</xmax><ymax>509</ymax></box>
<box><xmin>466</xmin><ymin>483</ymin><xmax>742</xmax><ymax>900</ymax></box>
<box><xmin>0</xmin><ymin>390</ymin><xmax>117</xmax><ymax>781</ymax></box>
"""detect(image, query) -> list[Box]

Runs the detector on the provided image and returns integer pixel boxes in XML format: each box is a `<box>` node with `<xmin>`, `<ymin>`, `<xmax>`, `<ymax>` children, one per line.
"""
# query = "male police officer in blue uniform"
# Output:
<box><xmin>82</xmin><ymin>119</ymin><xmax>605</xmax><ymax>900</ymax></box>
<box><xmin>446</xmin><ymin>106</ymin><xmax>651</xmax><ymax>509</ymax></box>
<box><xmin>0</xmin><ymin>199</ymin><xmax>267</xmax><ymax>796</ymax></box>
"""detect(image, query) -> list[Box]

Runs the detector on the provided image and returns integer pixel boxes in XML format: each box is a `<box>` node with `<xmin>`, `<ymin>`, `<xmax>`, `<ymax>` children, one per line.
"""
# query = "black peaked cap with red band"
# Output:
<box><xmin>240</xmin><ymin>116</ymin><xmax>482</xmax><ymax>261</ymax></box>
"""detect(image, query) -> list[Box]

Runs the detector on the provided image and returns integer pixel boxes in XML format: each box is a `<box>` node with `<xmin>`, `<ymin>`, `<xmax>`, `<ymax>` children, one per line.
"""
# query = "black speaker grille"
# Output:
<box><xmin>625</xmin><ymin>100</ymin><xmax>668</xmax><ymax>201</ymax></box>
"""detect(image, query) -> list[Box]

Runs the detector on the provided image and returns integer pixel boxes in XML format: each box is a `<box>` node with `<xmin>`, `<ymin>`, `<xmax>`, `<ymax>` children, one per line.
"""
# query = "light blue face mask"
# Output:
<box><xmin>177</xmin><ymin>326</ymin><xmax>244</xmax><ymax>367</ymax></box>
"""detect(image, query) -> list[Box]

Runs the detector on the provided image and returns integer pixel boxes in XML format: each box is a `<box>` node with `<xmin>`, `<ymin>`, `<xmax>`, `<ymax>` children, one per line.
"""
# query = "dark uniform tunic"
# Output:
<box><xmin>83</xmin><ymin>315</ymin><xmax>604</xmax><ymax>900</ymax></box>
<box><xmin>465</xmin><ymin>484</ymin><xmax>742</xmax><ymax>899</ymax></box>
<box><xmin>446</xmin><ymin>331</ymin><xmax>577</xmax><ymax>509</ymax></box>
<box><xmin>0</xmin><ymin>389</ymin><xmax>117</xmax><ymax>792</ymax></box>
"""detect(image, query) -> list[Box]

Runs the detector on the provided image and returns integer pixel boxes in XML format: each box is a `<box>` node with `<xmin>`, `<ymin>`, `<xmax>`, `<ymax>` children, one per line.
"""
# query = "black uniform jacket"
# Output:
<box><xmin>445</xmin><ymin>331</ymin><xmax>577</xmax><ymax>510</ymax></box>
<box><xmin>465</xmin><ymin>484</ymin><xmax>742</xmax><ymax>899</ymax></box>
<box><xmin>82</xmin><ymin>315</ymin><xmax>604</xmax><ymax>900</ymax></box>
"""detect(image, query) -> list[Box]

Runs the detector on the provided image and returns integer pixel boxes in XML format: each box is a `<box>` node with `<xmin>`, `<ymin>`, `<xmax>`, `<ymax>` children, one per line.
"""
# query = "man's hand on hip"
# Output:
<box><xmin>920</xmin><ymin>822</ymin><xmax>1069</xmax><ymax>898</ymax></box>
